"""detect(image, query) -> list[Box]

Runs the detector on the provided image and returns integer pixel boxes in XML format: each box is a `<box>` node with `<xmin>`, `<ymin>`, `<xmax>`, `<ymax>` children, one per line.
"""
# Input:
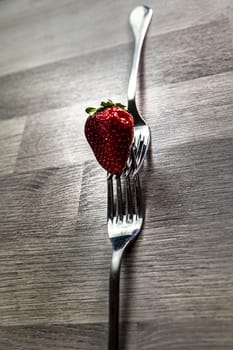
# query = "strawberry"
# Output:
<box><xmin>84</xmin><ymin>100</ymin><xmax>134</xmax><ymax>174</ymax></box>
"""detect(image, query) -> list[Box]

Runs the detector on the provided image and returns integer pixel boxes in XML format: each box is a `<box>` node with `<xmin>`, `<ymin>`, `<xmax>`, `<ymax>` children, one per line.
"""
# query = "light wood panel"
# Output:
<box><xmin>0</xmin><ymin>18</ymin><xmax>232</xmax><ymax>119</ymax></box>
<box><xmin>15</xmin><ymin>104</ymin><xmax>95</xmax><ymax>173</ymax></box>
<box><xmin>0</xmin><ymin>0</ymin><xmax>232</xmax><ymax>76</ymax></box>
<box><xmin>121</xmin><ymin>137</ymin><xmax>233</xmax><ymax>321</ymax></box>
<box><xmin>15</xmin><ymin>71</ymin><xmax>233</xmax><ymax>172</ymax></box>
<box><xmin>142</xmin><ymin>71</ymin><xmax>233</xmax><ymax>151</ymax></box>
<box><xmin>0</xmin><ymin>324</ymin><xmax>107</xmax><ymax>350</ymax></box>
<box><xmin>0</xmin><ymin>165</ymin><xmax>86</xmax><ymax>325</ymax></box>
<box><xmin>0</xmin><ymin>322</ymin><xmax>137</xmax><ymax>350</ymax></box>
<box><xmin>137</xmin><ymin>318</ymin><xmax>233</xmax><ymax>350</ymax></box>
<box><xmin>0</xmin><ymin>117</ymin><xmax>26</xmax><ymax>175</ymax></box>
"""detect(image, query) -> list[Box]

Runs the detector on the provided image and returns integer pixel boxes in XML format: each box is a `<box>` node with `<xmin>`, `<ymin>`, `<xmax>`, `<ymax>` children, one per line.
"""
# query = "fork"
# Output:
<box><xmin>127</xmin><ymin>5</ymin><xmax>153</xmax><ymax>173</ymax></box>
<box><xmin>107</xmin><ymin>165</ymin><xmax>144</xmax><ymax>350</ymax></box>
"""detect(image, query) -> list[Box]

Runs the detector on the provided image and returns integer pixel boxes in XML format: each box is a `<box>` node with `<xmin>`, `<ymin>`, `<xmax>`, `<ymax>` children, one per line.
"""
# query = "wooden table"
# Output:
<box><xmin>0</xmin><ymin>1</ymin><xmax>233</xmax><ymax>349</ymax></box>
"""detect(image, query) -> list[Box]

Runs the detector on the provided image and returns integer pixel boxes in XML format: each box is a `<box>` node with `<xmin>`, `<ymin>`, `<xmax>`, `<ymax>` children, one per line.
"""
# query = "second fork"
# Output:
<box><xmin>107</xmin><ymin>171</ymin><xmax>144</xmax><ymax>350</ymax></box>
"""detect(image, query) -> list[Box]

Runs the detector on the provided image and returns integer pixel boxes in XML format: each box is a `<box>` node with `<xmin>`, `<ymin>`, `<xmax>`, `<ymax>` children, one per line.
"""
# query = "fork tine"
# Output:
<box><xmin>116</xmin><ymin>175</ymin><xmax>124</xmax><ymax>220</ymax></box>
<box><xmin>135</xmin><ymin>134</ymin><xmax>142</xmax><ymax>155</ymax></box>
<box><xmin>134</xmin><ymin>174</ymin><xmax>143</xmax><ymax>218</ymax></box>
<box><xmin>136</xmin><ymin>135</ymin><xmax>145</xmax><ymax>162</ymax></box>
<box><xmin>130</xmin><ymin>143</ymin><xmax>143</xmax><ymax>219</ymax></box>
<box><xmin>126</xmin><ymin>146</ymin><xmax>143</xmax><ymax>219</ymax></box>
<box><xmin>126</xmin><ymin>175</ymin><xmax>134</xmax><ymax>219</ymax></box>
<box><xmin>131</xmin><ymin>143</ymin><xmax>138</xmax><ymax>173</ymax></box>
<box><xmin>107</xmin><ymin>173</ymin><xmax>114</xmax><ymax>220</ymax></box>
<box><xmin>137</xmin><ymin>142</ymin><xmax>149</xmax><ymax>169</ymax></box>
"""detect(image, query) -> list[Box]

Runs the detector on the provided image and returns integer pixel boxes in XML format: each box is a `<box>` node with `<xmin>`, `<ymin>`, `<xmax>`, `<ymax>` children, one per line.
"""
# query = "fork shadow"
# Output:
<box><xmin>118</xmin><ymin>161</ymin><xmax>173</xmax><ymax>349</ymax></box>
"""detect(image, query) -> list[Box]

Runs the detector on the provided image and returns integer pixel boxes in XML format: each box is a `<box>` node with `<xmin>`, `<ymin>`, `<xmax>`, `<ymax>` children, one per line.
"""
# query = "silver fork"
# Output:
<box><xmin>127</xmin><ymin>5</ymin><xmax>153</xmax><ymax>173</ymax></box>
<box><xmin>107</xmin><ymin>166</ymin><xmax>144</xmax><ymax>350</ymax></box>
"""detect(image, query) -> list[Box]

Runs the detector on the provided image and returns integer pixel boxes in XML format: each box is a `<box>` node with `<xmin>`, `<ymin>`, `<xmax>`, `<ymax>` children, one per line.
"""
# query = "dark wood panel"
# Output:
<box><xmin>0</xmin><ymin>19</ymin><xmax>232</xmax><ymax>119</ymax></box>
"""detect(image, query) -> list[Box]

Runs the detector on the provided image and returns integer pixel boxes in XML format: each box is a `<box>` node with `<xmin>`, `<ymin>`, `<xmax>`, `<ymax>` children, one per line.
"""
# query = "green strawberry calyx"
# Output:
<box><xmin>85</xmin><ymin>100</ymin><xmax>126</xmax><ymax>115</ymax></box>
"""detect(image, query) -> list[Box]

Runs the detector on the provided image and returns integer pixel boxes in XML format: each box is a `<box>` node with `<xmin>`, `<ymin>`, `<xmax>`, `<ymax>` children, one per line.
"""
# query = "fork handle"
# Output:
<box><xmin>108</xmin><ymin>249</ymin><xmax>124</xmax><ymax>350</ymax></box>
<box><xmin>127</xmin><ymin>5</ymin><xmax>153</xmax><ymax>104</ymax></box>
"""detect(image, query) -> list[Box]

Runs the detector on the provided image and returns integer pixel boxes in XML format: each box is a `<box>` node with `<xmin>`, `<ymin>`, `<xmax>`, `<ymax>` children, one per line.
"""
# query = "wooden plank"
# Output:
<box><xmin>0</xmin><ymin>324</ymin><xmax>107</xmax><ymax>350</ymax></box>
<box><xmin>5</xmin><ymin>135</ymin><xmax>233</xmax><ymax>325</ymax></box>
<box><xmin>0</xmin><ymin>165</ymin><xmax>86</xmax><ymax>325</ymax></box>
<box><xmin>141</xmin><ymin>71</ymin><xmax>233</xmax><ymax>152</ymax></box>
<box><xmin>137</xmin><ymin>318</ymin><xmax>233</xmax><ymax>349</ymax></box>
<box><xmin>0</xmin><ymin>19</ymin><xmax>232</xmax><ymax>119</ymax></box>
<box><xmin>0</xmin><ymin>0</ymin><xmax>232</xmax><ymax>76</ymax></box>
<box><xmin>15</xmin><ymin>71</ymin><xmax>233</xmax><ymax>172</ymax></box>
<box><xmin>15</xmin><ymin>104</ymin><xmax>95</xmax><ymax>173</ymax></box>
<box><xmin>1</xmin><ymin>71</ymin><xmax>233</xmax><ymax>328</ymax></box>
<box><xmin>0</xmin><ymin>117</ymin><xmax>26</xmax><ymax>175</ymax></box>
<box><xmin>0</xmin><ymin>322</ymin><xmax>137</xmax><ymax>350</ymax></box>
<box><xmin>120</xmin><ymin>136</ymin><xmax>233</xmax><ymax>322</ymax></box>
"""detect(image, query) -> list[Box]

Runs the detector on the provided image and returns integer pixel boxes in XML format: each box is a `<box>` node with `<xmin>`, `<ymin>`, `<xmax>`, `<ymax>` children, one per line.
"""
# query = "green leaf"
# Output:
<box><xmin>86</xmin><ymin>100</ymin><xmax>126</xmax><ymax>115</ymax></box>
<box><xmin>116</xmin><ymin>102</ymin><xmax>126</xmax><ymax>109</ymax></box>
<box><xmin>100</xmin><ymin>100</ymin><xmax>114</xmax><ymax>108</ymax></box>
<box><xmin>85</xmin><ymin>107</ymin><xmax>97</xmax><ymax>115</ymax></box>
<box><xmin>100</xmin><ymin>101</ymin><xmax>107</xmax><ymax>107</ymax></box>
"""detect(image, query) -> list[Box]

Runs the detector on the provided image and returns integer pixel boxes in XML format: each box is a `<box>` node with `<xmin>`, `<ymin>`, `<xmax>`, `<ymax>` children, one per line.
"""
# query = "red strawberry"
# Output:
<box><xmin>84</xmin><ymin>100</ymin><xmax>134</xmax><ymax>174</ymax></box>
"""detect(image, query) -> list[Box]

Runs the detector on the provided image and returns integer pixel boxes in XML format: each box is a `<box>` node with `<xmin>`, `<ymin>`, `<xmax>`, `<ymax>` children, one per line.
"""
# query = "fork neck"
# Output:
<box><xmin>127</xmin><ymin>39</ymin><xmax>141</xmax><ymax>105</ymax></box>
<box><xmin>127</xmin><ymin>98</ymin><xmax>136</xmax><ymax>112</ymax></box>
<box><xmin>111</xmin><ymin>249</ymin><xmax>124</xmax><ymax>275</ymax></box>
<box><xmin>127</xmin><ymin>100</ymin><xmax>144</xmax><ymax>125</ymax></box>
<box><xmin>127</xmin><ymin>19</ymin><xmax>144</xmax><ymax>104</ymax></box>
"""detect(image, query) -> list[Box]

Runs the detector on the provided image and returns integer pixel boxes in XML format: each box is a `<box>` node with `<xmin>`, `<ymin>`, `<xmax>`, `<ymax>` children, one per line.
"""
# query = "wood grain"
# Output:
<box><xmin>0</xmin><ymin>165</ymin><xmax>86</xmax><ymax>325</ymax></box>
<box><xmin>0</xmin><ymin>324</ymin><xmax>107</xmax><ymax>350</ymax></box>
<box><xmin>137</xmin><ymin>318</ymin><xmax>233</xmax><ymax>350</ymax></box>
<box><xmin>0</xmin><ymin>18</ymin><xmax>232</xmax><ymax>119</ymax></box>
<box><xmin>0</xmin><ymin>117</ymin><xmax>26</xmax><ymax>175</ymax></box>
<box><xmin>0</xmin><ymin>0</ymin><xmax>232</xmax><ymax>77</ymax></box>
<box><xmin>15</xmin><ymin>104</ymin><xmax>95</xmax><ymax>173</ymax></box>
<box><xmin>15</xmin><ymin>70</ymin><xmax>233</xmax><ymax>172</ymax></box>
<box><xmin>121</xmin><ymin>137</ymin><xmax>233</xmax><ymax>321</ymax></box>
<box><xmin>3</xmin><ymin>134</ymin><xmax>233</xmax><ymax>325</ymax></box>
<box><xmin>0</xmin><ymin>322</ymin><xmax>137</xmax><ymax>350</ymax></box>
<box><xmin>143</xmin><ymin>71</ymin><xmax>233</xmax><ymax>151</ymax></box>
<box><xmin>0</xmin><ymin>0</ymin><xmax>233</xmax><ymax>349</ymax></box>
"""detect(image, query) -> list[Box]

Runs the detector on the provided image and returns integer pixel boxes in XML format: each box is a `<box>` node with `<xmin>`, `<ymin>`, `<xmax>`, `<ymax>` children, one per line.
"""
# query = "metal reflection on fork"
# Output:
<box><xmin>127</xmin><ymin>5</ymin><xmax>153</xmax><ymax>173</ymax></box>
<box><xmin>107</xmin><ymin>153</ymin><xmax>144</xmax><ymax>350</ymax></box>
